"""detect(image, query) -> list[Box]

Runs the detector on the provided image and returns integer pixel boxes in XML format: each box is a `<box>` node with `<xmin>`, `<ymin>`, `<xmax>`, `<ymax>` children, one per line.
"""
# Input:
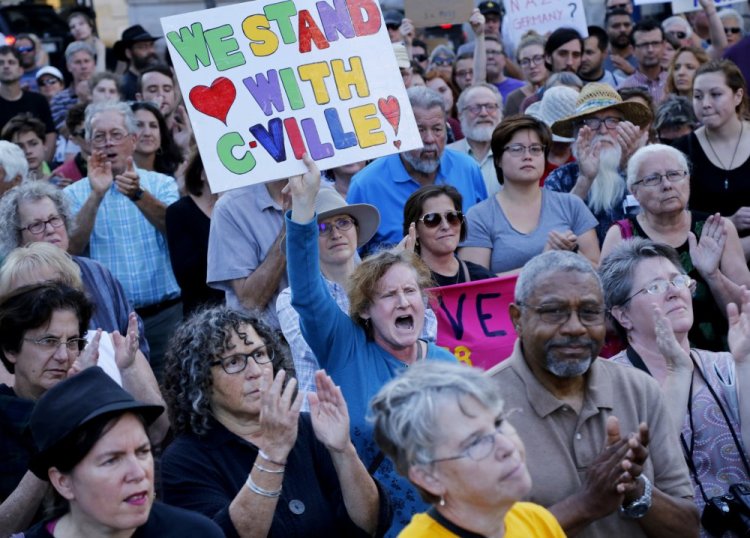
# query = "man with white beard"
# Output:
<box><xmin>544</xmin><ymin>83</ymin><xmax>651</xmax><ymax>242</ymax></box>
<box><xmin>348</xmin><ymin>86</ymin><xmax>487</xmax><ymax>253</ymax></box>
<box><xmin>448</xmin><ymin>83</ymin><xmax>504</xmax><ymax>196</ymax></box>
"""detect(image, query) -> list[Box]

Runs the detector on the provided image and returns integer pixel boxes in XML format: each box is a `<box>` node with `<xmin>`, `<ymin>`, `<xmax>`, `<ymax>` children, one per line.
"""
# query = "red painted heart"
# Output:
<box><xmin>189</xmin><ymin>77</ymin><xmax>236</xmax><ymax>124</ymax></box>
<box><xmin>378</xmin><ymin>96</ymin><xmax>400</xmax><ymax>135</ymax></box>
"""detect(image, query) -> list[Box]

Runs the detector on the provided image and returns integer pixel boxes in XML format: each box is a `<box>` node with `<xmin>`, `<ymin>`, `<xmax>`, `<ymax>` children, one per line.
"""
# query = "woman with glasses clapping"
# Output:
<box><xmin>600</xmin><ymin>239</ymin><xmax>750</xmax><ymax>535</ymax></box>
<box><xmin>402</xmin><ymin>185</ymin><xmax>494</xmax><ymax>286</ymax></box>
<box><xmin>161</xmin><ymin>306</ymin><xmax>392</xmax><ymax>538</ymax></box>
<box><xmin>458</xmin><ymin>115</ymin><xmax>599</xmax><ymax>275</ymax></box>
<box><xmin>600</xmin><ymin>144</ymin><xmax>750</xmax><ymax>351</ymax></box>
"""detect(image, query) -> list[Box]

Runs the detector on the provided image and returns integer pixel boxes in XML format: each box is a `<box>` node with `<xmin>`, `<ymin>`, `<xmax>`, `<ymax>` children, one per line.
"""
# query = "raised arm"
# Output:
<box><xmin>67</xmin><ymin>151</ymin><xmax>112</xmax><ymax>254</ymax></box>
<box><xmin>114</xmin><ymin>158</ymin><xmax>168</xmax><ymax>234</ymax></box>
<box><xmin>727</xmin><ymin>288</ymin><xmax>750</xmax><ymax>454</ymax></box>
<box><xmin>470</xmin><ymin>9</ymin><xmax>487</xmax><ymax>84</ymax></box>
<box><xmin>0</xmin><ymin>473</ymin><xmax>49</xmax><ymax>536</ymax></box>
<box><xmin>309</xmin><ymin>370</ymin><xmax>382</xmax><ymax>535</ymax></box>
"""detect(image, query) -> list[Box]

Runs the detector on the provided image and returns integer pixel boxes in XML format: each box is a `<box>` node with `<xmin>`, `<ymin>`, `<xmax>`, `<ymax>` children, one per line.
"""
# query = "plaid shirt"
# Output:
<box><xmin>50</xmin><ymin>87</ymin><xmax>78</xmax><ymax>130</ymax></box>
<box><xmin>64</xmin><ymin>168</ymin><xmax>181</xmax><ymax>308</ymax></box>
<box><xmin>0</xmin><ymin>385</ymin><xmax>35</xmax><ymax>501</ymax></box>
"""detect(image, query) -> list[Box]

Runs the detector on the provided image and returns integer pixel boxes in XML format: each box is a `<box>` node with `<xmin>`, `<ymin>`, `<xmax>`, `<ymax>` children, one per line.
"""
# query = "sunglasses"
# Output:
<box><xmin>419</xmin><ymin>211</ymin><xmax>463</xmax><ymax>228</ymax></box>
<box><xmin>668</xmin><ymin>31</ymin><xmax>687</xmax><ymax>40</ymax></box>
<box><xmin>16</xmin><ymin>45</ymin><xmax>34</xmax><ymax>53</ymax></box>
<box><xmin>432</xmin><ymin>57</ymin><xmax>453</xmax><ymax>66</ymax></box>
<box><xmin>725</xmin><ymin>27</ymin><xmax>742</xmax><ymax>34</ymax></box>
<box><xmin>413</xmin><ymin>54</ymin><xmax>428</xmax><ymax>62</ymax></box>
<box><xmin>38</xmin><ymin>78</ymin><xmax>61</xmax><ymax>87</ymax></box>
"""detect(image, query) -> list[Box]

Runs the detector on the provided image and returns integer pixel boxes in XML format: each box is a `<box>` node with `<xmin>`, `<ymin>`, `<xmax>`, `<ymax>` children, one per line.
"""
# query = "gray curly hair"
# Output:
<box><xmin>163</xmin><ymin>306</ymin><xmax>296</xmax><ymax>436</ymax></box>
<box><xmin>0</xmin><ymin>181</ymin><xmax>74</xmax><ymax>257</ymax></box>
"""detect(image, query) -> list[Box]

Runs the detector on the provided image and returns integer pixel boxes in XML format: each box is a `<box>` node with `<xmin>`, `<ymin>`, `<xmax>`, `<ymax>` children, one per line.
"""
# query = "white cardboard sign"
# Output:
<box><xmin>672</xmin><ymin>0</ymin><xmax>744</xmax><ymax>12</ymax></box>
<box><xmin>161</xmin><ymin>0</ymin><xmax>421</xmax><ymax>193</ymax></box>
<box><xmin>502</xmin><ymin>0</ymin><xmax>588</xmax><ymax>50</ymax></box>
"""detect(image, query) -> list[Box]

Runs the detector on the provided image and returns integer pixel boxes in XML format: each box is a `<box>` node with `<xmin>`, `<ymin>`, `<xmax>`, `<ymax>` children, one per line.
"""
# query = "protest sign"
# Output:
<box><xmin>502</xmin><ymin>0</ymin><xmax>588</xmax><ymax>50</ymax></box>
<box><xmin>405</xmin><ymin>0</ymin><xmax>474</xmax><ymax>28</ymax></box>
<box><xmin>428</xmin><ymin>275</ymin><xmax>517</xmax><ymax>371</ymax></box>
<box><xmin>672</xmin><ymin>0</ymin><xmax>744</xmax><ymax>12</ymax></box>
<box><xmin>161</xmin><ymin>0</ymin><xmax>422</xmax><ymax>193</ymax></box>
<box><xmin>633</xmin><ymin>0</ymin><xmax>669</xmax><ymax>5</ymax></box>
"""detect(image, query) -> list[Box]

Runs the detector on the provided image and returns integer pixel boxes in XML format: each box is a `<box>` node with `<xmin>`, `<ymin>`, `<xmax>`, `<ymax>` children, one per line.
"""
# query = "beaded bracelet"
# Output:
<box><xmin>258</xmin><ymin>449</ymin><xmax>286</xmax><ymax>467</ymax></box>
<box><xmin>246</xmin><ymin>474</ymin><xmax>282</xmax><ymax>498</ymax></box>
<box><xmin>254</xmin><ymin>462</ymin><xmax>285</xmax><ymax>474</ymax></box>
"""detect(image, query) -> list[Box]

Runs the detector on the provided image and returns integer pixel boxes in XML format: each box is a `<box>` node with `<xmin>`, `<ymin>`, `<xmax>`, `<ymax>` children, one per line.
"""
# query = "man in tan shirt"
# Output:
<box><xmin>489</xmin><ymin>250</ymin><xmax>699</xmax><ymax>538</ymax></box>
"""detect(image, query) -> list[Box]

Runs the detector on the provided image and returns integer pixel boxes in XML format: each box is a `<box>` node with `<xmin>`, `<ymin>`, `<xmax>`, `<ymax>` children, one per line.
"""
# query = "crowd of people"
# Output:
<box><xmin>0</xmin><ymin>0</ymin><xmax>750</xmax><ymax>536</ymax></box>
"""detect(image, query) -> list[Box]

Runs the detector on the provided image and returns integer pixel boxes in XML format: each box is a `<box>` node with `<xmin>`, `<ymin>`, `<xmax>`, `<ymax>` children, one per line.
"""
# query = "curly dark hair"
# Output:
<box><xmin>162</xmin><ymin>306</ymin><xmax>295</xmax><ymax>437</ymax></box>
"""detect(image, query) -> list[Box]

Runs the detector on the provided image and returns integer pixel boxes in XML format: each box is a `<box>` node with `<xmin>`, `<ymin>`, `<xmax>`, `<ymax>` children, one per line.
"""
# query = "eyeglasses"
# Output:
<box><xmin>503</xmin><ymin>143</ymin><xmax>545</xmax><ymax>157</ymax></box>
<box><xmin>429</xmin><ymin>417</ymin><xmax>508</xmax><ymax>463</ymax></box>
<box><xmin>667</xmin><ymin>31</ymin><xmax>687</xmax><ymax>40</ymax></box>
<box><xmin>413</xmin><ymin>54</ymin><xmax>428</xmax><ymax>62</ymax></box>
<box><xmin>520</xmin><ymin>54</ymin><xmax>545</xmax><ymax>68</ymax></box>
<box><xmin>17</xmin><ymin>215</ymin><xmax>64</xmax><ymax>235</ymax></box>
<box><xmin>432</xmin><ymin>57</ymin><xmax>453</xmax><ymax>66</ymax></box>
<box><xmin>16</xmin><ymin>46</ymin><xmax>34</xmax><ymax>53</ymax></box>
<box><xmin>91</xmin><ymin>130</ymin><xmax>128</xmax><ymax>147</ymax></box>
<box><xmin>464</xmin><ymin>102</ymin><xmax>500</xmax><ymax>115</ymax></box>
<box><xmin>210</xmin><ymin>344</ymin><xmax>275</xmax><ymax>375</ymax></box>
<box><xmin>38</xmin><ymin>78</ymin><xmax>61</xmax><ymax>87</ymax></box>
<box><xmin>71</xmin><ymin>129</ymin><xmax>86</xmax><ymax>138</ymax></box>
<box><xmin>24</xmin><ymin>336</ymin><xmax>87</xmax><ymax>354</ymax></box>
<box><xmin>419</xmin><ymin>210</ymin><xmax>464</xmax><ymax>228</ymax></box>
<box><xmin>634</xmin><ymin>40</ymin><xmax>663</xmax><ymax>49</ymax></box>
<box><xmin>318</xmin><ymin>216</ymin><xmax>357</xmax><ymax>237</ymax></box>
<box><xmin>517</xmin><ymin>302</ymin><xmax>606</xmax><ymax>326</ymax></box>
<box><xmin>579</xmin><ymin>116</ymin><xmax>622</xmax><ymax>131</ymax></box>
<box><xmin>621</xmin><ymin>274</ymin><xmax>695</xmax><ymax>305</ymax></box>
<box><xmin>632</xmin><ymin>169</ymin><xmax>688</xmax><ymax>188</ymax></box>
<box><xmin>725</xmin><ymin>27</ymin><xmax>742</xmax><ymax>35</ymax></box>
<box><xmin>455</xmin><ymin>69</ymin><xmax>474</xmax><ymax>79</ymax></box>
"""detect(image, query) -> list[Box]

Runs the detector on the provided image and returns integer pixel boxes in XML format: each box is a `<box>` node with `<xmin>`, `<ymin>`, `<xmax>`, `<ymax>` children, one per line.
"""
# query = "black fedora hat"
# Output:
<box><xmin>113</xmin><ymin>24</ymin><xmax>162</xmax><ymax>61</ymax></box>
<box><xmin>28</xmin><ymin>367</ymin><xmax>163</xmax><ymax>480</ymax></box>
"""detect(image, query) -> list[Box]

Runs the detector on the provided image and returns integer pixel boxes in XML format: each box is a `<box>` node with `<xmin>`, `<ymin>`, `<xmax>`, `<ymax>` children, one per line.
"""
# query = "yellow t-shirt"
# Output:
<box><xmin>398</xmin><ymin>502</ymin><xmax>566</xmax><ymax>538</ymax></box>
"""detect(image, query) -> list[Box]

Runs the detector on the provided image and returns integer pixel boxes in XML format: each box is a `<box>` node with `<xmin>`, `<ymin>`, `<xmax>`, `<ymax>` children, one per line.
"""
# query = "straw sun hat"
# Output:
<box><xmin>551</xmin><ymin>83</ymin><xmax>653</xmax><ymax>139</ymax></box>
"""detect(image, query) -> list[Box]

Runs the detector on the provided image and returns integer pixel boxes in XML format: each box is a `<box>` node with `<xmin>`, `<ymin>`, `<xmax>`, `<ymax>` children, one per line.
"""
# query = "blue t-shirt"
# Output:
<box><xmin>347</xmin><ymin>149</ymin><xmax>487</xmax><ymax>253</ymax></box>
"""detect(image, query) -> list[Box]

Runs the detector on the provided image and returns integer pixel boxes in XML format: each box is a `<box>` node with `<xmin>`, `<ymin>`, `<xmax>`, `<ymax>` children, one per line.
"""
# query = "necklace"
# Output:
<box><xmin>704</xmin><ymin>121</ymin><xmax>744</xmax><ymax>190</ymax></box>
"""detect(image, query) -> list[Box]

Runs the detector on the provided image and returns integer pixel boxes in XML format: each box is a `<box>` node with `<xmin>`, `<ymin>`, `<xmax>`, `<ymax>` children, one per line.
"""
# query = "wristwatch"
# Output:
<box><xmin>130</xmin><ymin>187</ymin><xmax>144</xmax><ymax>202</ymax></box>
<box><xmin>619</xmin><ymin>475</ymin><xmax>652</xmax><ymax>519</ymax></box>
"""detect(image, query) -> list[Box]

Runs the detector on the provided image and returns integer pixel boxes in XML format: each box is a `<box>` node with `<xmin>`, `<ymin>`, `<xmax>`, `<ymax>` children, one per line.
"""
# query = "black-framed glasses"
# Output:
<box><xmin>464</xmin><ymin>102</ymin><xmax>500</xmax><ymax>115</ymax></box>
<box><xmin>520</xmin><ymin>54</ymin><xmax>544</xmax><ymax>68</ymax></box>
<box><xmin>419</xmin><ymin>210</ymin><xmax>463</xmax><ymax>228</ymax></box>
<box><xmin>632</xmin><ymin>169</ymin><xmax>688</xmax><ymax>188</ymax></box>
<box><xmin>579</xmin><ymin>116</ymin><xmax>621</xmax><ymax>131</ymax></box>
<box><xmin>17</xmin><ymin>215</ymin><xmax>64</xmax><ymax>235</ymax></box>
<box><xmin>429</xmin><ymin>418</ymin><xmax>507</xmax><ymax>463</ymax></box>
<box><xmin>318</xmin><ymin>216</ymin><xmax>357</xmax><ymax>237</ymax></box>
<box><xmin>725</xmin><ymin>27</ymin><xmax>742</xmax><ymax>35</ymax></box>
<box><xmin>455</xmin><ymin>69</ymin><xmax>474</xmax><ymax>79</ymax></box>
<box><xmin>667</xmin><ymin>31</ymin><xmax>687</xmax><ymax>40</ymax></box>
<box><xmin>24</xmin><ymin>336</ymin><xmax>87</xmax><ymax>354</ymax></box>
<box><xmin>503</xmin><ymin>143</ymin><xmax>545</xmax><ymax>157</ymax></box>
<box><xmin>621</xmin><ymin>275</ymin><xmax>695</xmax><ymax>305</ymax></box>
<box><xmin>71</xmin><ymin>129</ymin><xmax>86</xmax><ymax>138</ymax></box>
<box><xmin>210</xmin><ymin>344</ymin><xmax>275</xmax><ymax>375</ymax></box>
<box><xmin>413</xmin><ymin>54</ymin><xmax>428</xmax><ymax>62</ymax></box>
<box><xmin>517</xmin><ymin>302</ymin><xmax>606</xmax><ymax>326</ymax></box>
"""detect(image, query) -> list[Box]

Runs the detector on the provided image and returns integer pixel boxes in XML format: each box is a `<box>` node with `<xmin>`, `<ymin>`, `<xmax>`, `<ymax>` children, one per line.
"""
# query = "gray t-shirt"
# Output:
<box><xmin>207</xmin><ymin>183</ymin><xmax>286</xmax><ymax>328</ymax></box>
<box><xmin>461</xmin><ymin>190</ymin><xmax>597</xmax><ymax>273</ymax></box>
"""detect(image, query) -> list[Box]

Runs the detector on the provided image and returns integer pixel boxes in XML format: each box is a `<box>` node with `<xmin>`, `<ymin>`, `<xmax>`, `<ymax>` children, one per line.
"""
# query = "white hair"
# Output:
<box><xmin>626</xmin><ymin>143</ymin><xmax>690</xmax><ymax>191</ymax></box>
<box><xmin>662</xmin><ymin>16</ymin><xmax>692</xmax><ymax>38</ymax></box>
<box><xmin>0</xmin><ymin>141</ymin><xmax>28</xmax><ymax>183</ymax></box>
<box><xmin>719</xmin><ymin>9</ymin><xmax>745</xmax><ymax>34</ymax></box>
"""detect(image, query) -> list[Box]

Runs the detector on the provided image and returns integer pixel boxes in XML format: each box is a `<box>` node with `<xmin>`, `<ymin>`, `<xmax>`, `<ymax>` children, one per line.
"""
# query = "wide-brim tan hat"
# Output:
<box><xmin>551</xmin><ymin>82</ymin><xmax>653</xmax><ymax>138</ymax></box>
<box><xmin>281</xmin><ymin>186</ymin><xmax>380</xmax><ymax>251</ymax></box>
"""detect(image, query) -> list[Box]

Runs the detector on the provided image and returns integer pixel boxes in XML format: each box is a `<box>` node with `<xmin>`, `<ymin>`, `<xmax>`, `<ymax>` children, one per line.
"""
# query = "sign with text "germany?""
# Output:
<box><xmin>502</xmin><ymin>0</ymin><xmax>588</xmax><ymax>50</ymax></box>
<box><xmin>161</xmin><ymin>0</ymin><xmax>421</xmax><ymax>192</ymax></box>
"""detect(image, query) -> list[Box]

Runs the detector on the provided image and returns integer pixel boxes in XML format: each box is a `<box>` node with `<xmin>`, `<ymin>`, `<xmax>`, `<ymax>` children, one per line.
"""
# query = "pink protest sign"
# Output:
<box><xmin>428</xmin><ymin>275</ymin><xmax>517</xmax><ymax>370</ymax></box>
